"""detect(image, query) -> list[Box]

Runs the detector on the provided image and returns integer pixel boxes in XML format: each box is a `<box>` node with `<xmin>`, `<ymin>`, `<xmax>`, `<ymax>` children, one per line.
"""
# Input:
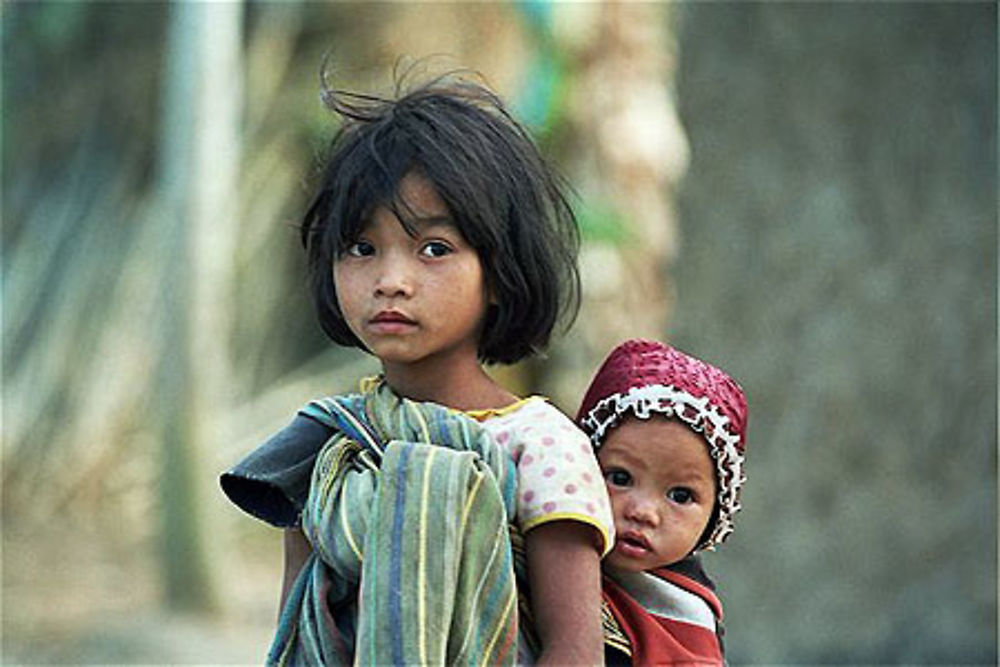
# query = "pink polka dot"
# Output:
<box><xmin>543</xmin><ymin>467</ymin><xmax>556</xmax><ymax>478</ymax></box>
<box><xmin>586</xmin><ymin>503</ymin><xmax>596</xmax><ymax>514</ymax></box>
<box><xmin>496</xmin><ymin>431</ymin><xmax>510</xmax><ymax>444</ymax></box>
<box><xmin>522</xmin><ymin>454</ymin><xmax>534</xmax><ymax>466</ymax></box>
<box><xmin>542</xmin><ymin>436</ymin><xmax>555</xmax><ymax>446</ymax></box>
<box><xmin>580</xmin><ymin>443</ymin><xmax>591</xmax><ymax>454</ymax></box>
<box><xmin>564</xmin><ymin>453</ymin><xmax>575</xmax><ymax>463</ymax></box>
<box><xmin>543</xmin><ymin>501</ymin><xmax>557</xmax><ymax>513</ymax></box>
<box><xmin>564</xmin><ymin>484</ymin><xmax>577</xmax><ymax>495</ymax></box>
<box><xmin>523</xmin><ymin>490</ymin><xmax>535</xmax><ymax>503</ymax></box>
<box><xmin>582</xmin><ymin>472</ymin><xmax>593</xmax><ymax>484</ymax></box>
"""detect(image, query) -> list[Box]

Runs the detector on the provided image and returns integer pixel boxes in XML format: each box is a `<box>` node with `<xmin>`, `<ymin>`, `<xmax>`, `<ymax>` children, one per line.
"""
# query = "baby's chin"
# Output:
<box><xmin>603</xmin><ymin>551</ymin><xmax>671</xmax><ymax>574</ymax></box>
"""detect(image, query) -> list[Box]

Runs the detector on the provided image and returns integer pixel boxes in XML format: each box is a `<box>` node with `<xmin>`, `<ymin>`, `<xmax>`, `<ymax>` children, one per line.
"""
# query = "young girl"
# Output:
<box><xmin>575</xmin><ymin>339</ymin><xmax>749</xmax><ymax>665</ymax></box>
<box><xmin>221</xmin><ymin>74</ymin><xmax>612</xmax><ymax>665</ymax></box>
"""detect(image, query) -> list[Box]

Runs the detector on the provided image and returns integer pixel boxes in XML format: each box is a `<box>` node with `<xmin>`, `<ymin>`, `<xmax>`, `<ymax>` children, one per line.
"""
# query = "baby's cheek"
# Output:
<box><xmin>605</xmin><ymin>491</ymin><xmax>624</xmax><ymax>519</ymax></box>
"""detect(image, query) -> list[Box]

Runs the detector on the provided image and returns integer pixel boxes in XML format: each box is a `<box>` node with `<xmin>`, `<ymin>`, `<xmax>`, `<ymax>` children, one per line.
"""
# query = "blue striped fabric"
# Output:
<box><xmin>268</xmin><ymin>381</ymin><xmax>522</xmax><ymax>665</ymax></box>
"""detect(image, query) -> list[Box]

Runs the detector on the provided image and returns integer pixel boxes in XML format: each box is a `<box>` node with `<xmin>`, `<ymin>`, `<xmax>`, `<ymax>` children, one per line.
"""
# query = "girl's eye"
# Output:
<box><xmin>345</xmin><ymin>241</ymin><xmax>374</xmax><ymax>257</ymax></box>
<box><xmin>420</xmin><ymin>241</ymin><xmax>453</xmax><ymax>258</ymax></box>
<box><xmin>605</xmin><ymin>469</ymin><xmax>632</xmax><ymax>487</ymax></box>
<box><xmin>667</xmin><ymin>487</ymin><xmax>694</xmax><ymax>504</ymax></box>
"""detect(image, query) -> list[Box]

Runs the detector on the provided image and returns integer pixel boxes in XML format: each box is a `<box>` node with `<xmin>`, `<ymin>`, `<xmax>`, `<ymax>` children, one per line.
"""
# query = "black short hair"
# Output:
<box><xmin>300</xmin><ymin>72</ymin><xmax>580</xmax><ymax>365</ymax></box>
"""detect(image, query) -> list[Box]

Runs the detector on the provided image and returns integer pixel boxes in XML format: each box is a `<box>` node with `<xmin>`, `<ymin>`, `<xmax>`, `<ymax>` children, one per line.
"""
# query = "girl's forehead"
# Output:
<box><xmin>384</xmin><ymin>174</ymin><xmax>454</xmax><ymax>230</ymax></box>
<box><xmin>355</xmin><ymin>171</ymin><xmax>475</xmax><ymax>240</ymax></box>
<box><xmin>341</xmin><ymin>169</ymin><xmax>482</xmax><ymax>251</ymax></box>
<box><xmin>395</xmin><ymin>171</ymin><xmax>448</xmax><ymax>212</ymax></box>
<box><xmin>363</xmin><ymin>205</ymin><xmax>460</xmax><ymax>240</ymax></box>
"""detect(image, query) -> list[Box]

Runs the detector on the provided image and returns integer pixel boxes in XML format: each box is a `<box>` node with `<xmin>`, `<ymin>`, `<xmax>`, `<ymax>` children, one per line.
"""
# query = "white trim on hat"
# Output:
<box><xmin>580</xmin><ymin>383</ymin><xmax>746</xmax><ymax>551</ymax></box>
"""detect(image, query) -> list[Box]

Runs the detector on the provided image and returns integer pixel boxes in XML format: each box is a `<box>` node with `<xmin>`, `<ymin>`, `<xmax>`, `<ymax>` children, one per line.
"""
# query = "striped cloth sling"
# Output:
<box><xmin>270</xmin><ymin>381</ymin><xmax>522</xmax><ymax>666</ymax></box>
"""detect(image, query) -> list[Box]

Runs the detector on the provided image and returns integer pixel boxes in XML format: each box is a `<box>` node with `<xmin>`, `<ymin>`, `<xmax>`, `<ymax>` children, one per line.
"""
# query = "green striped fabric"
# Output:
<box><xmin>269</xmin><ymin>381</ymin><xmax>521</xmax><ymax>665</ymax></box>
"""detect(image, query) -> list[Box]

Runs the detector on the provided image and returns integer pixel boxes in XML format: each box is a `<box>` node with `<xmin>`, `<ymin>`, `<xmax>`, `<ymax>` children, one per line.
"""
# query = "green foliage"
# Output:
<box><xmin>577</xmin><ymin>199</ymin><xmax>633</xmax><ymax>245</ymax></box>
<box><xmin>511</xmin><ymin>1</ymin><xmax>568</xmax><ymax>137</ymax></box>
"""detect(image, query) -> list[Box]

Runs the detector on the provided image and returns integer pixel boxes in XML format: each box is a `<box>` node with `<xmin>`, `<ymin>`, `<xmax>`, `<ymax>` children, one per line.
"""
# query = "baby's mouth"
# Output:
<box><xmin>617</xmin><ymin>531</ymin><xmax>651</xmax><ymax>555</ymax></box>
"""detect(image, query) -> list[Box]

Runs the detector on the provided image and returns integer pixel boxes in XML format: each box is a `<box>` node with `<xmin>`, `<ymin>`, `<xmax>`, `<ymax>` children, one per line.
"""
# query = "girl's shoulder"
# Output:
<box><xmin>474</xmin><ymin>397</ymin><xmax>590</xmax><ymax>448</ymax></box>
<box><xmin>471</xmin><ymin>396</ymin><xmax>573</xmax><ymax>429</ymax></box>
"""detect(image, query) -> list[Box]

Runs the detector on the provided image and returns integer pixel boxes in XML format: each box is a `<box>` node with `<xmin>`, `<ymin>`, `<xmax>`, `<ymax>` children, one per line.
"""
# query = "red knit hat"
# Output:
<box><xmin>576</xmin><ymin>339</ymin><xmax>748</xmax><ymax>551</ymax></box>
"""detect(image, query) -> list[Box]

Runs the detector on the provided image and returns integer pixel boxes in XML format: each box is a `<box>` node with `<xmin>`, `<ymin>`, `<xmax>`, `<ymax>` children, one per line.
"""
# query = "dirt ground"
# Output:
<box><xmin>3</xmin><ymin>517</ymin><xmax>279</xmax><ymax>665</ymax></box>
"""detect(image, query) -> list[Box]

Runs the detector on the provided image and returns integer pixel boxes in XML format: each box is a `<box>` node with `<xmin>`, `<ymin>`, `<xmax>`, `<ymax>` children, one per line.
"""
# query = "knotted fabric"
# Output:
<box><xmin>270</xmin><ymin>381</ymin><xmax>521</xmax><ymax>666</ymax></box>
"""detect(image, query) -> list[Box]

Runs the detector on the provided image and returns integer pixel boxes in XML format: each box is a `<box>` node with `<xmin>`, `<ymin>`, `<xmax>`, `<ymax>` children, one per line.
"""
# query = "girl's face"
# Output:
<box><xmin>598</xmin><ymin>417</ymin><xmax>716</xmax><ymax>572</ymax></box>
<box><xmin>333</xmin><ymin>172</ymin><xmax>489</xmax><ymax>376</ymax></box>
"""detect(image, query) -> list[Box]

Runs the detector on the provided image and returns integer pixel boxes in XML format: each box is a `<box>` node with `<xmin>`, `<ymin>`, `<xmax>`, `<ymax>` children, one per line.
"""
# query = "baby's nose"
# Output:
<box><xmin>625</xmin><ymin>495</ymin><xmax>660</xmax><ymax>526</ymax></box>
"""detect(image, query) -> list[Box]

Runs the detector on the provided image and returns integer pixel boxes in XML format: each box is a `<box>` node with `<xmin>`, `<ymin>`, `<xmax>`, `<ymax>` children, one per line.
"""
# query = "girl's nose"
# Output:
<box><xmin>373</xmin><ymin>258</ymin><xmax>414</xmax><ymax>298</ymax></box>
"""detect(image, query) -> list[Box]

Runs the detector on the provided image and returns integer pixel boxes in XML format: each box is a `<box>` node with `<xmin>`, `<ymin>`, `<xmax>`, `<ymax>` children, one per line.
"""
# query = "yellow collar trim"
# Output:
<box><xmin>463</xmin><ymin>396</ymin><xmax>547</xmax><ymax>421</ymax></box>
<box><xmin>359</xmin><ymin>375</ymin><xmax>546</xmax><ymax>421</ymax></box>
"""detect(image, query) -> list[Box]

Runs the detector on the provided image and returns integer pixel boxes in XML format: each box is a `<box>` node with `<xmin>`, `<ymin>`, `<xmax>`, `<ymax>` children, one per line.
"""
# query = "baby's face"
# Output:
<box><xmin>598</xmin><ymin>417</ymin><xmax>716</xmax><ymax>572</ymax></box>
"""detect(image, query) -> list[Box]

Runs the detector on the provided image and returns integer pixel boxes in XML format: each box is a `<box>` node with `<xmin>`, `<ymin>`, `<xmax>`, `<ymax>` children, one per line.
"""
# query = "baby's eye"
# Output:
<box><xmin>420</xmin><ymin>240</ymin><xmax>453</xmax><ymax>258</ymax></box>
<box><xmin>604</xmin><ymin>469</ymin><xmax>632</xmax><ymax>487</ymax></box>
<box><xmin>667</xmin><ymin>487</ymin><xmax>694</xmax><ymax>504</ymax></box>
<box><xmin>345</xmin><ymin>240</ymin><xmax>375</xmax><ymax>257</ymax></box>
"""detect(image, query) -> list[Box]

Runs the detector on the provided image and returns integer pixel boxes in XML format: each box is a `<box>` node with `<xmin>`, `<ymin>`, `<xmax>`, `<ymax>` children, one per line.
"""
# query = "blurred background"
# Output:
<box><xmin>2</xmin><ymin>2</ymin><xmax>995</xmax><ymax>664</ymax></box>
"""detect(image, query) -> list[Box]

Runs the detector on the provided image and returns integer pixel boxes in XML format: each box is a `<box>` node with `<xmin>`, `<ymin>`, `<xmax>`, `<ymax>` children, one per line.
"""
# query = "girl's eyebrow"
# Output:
<box><xmin>404</xmin><ymin>215</ymin><xmax>461</xmax><ymax>236</ymax></box>
<box><xmin>407</xmin><ymin>214</ymin><xmax>454</xmax><ymax>227</ymax></box>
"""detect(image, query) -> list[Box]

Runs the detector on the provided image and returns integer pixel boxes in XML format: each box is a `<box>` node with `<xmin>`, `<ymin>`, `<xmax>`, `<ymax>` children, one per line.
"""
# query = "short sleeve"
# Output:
<box><xmin>489</xmin><ymin>401</ymin><xmax>615</xmax><ymax>556</ymax></box>
<box><xmin>219</xmin><ymin>413</ymin><xmax>333</xmax><ymax>528</ymax></box>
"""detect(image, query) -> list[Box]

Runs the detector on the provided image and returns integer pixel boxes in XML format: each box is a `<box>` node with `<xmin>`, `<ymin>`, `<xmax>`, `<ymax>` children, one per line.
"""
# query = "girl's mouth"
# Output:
<box><xmin>369</xmin><ymin>310</ymin><xmax>417</xmax><ymax>333</ymax></box>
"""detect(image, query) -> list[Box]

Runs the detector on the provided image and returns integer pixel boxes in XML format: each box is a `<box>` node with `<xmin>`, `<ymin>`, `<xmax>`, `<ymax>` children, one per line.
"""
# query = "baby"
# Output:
<box><xmin>576</xmin><ymin>339</ymin><xmax>748</xmax><ymax>665</ymax></box>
